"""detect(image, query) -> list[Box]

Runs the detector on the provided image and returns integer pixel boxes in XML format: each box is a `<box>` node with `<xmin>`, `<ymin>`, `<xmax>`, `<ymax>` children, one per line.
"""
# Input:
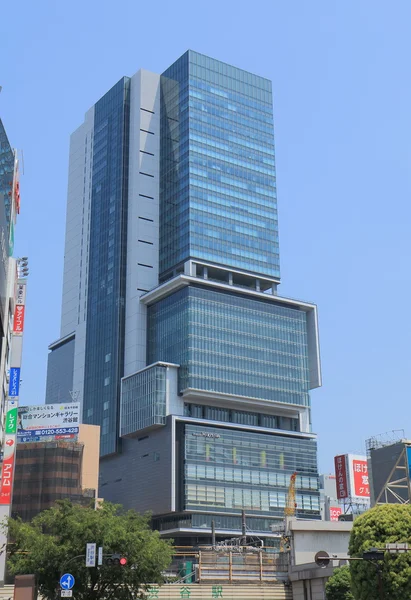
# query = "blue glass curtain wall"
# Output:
<box><xmin>148</xmin><ymin>286</ymin><xmax>310</xmax><ymax>406</ymax></box>
<box><xmin>83</xmin><ymin>78</ymin><xmax>130</xmax><ymax>456</ymax></box>
<box><xmin>160</xmin><ymin>51</ymin><xmax>280</xmax><ymax>280</ymax></box>
<box><xmin>182</xmin><ymin>424</ymin><xmax>320</xmax><ymax>518</ymax></box>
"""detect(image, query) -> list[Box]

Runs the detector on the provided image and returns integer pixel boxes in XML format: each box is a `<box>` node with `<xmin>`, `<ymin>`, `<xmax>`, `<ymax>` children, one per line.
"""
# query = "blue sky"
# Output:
<box><xmin>2</xmin><ymin>0</ymin><xmax>411</xmax><ymax>474</ymax></box>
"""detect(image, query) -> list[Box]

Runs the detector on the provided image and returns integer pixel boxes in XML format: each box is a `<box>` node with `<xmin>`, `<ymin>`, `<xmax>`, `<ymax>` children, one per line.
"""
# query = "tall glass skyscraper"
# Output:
<box><xmin>45</xmin><ymin>51</ymin><xmax>322</xmax><ymax>544</ymax></box>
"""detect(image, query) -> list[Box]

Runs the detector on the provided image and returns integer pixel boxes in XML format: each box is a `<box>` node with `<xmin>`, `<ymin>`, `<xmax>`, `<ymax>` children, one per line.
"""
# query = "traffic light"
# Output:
<box><xmin>363</xmin><ymin>548</ymin><xmax>385</xmax><ymax>561</ymax></box>
<box><xmin>104</xmin><ymin>554</ymin><xmax>128</xmax><ymax>566</ymax></box>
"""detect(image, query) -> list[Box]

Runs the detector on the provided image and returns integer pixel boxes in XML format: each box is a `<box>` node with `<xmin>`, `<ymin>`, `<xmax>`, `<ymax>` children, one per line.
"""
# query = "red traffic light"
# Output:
<box><xmin>119</xmin><ymin>557</ymin><xmax>127</xmax><ymax>566</ymax></box>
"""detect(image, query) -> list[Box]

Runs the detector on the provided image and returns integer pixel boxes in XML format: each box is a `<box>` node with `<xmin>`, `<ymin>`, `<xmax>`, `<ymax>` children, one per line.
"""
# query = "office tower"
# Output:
<box><xmin>46</xmin><ymin>51</ymin><xmax>322</xmax><ymax>544</ymax></box>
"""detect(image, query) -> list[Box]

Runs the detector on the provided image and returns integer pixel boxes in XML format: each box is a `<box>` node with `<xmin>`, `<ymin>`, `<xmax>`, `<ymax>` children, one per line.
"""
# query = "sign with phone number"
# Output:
<box><xmin>17</xmin><ymin>427</ymin><xmax>79</xmax><ymax>438</ymax></box>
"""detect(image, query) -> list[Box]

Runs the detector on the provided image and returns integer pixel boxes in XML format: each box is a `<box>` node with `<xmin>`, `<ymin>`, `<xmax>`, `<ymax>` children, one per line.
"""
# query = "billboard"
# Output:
<box><xmin>334</xmin><ymin>453</ymin><xmax>370</xmax><ymax>501</ymax></box>
<box><xmin>0</xmin><ymin>401</ymin><xmax>18</xmax><ymax>505</ymax></box>
<box><xmin>330</xmin><ymin>506</ymin><xmax>343</xmax><ymax>522</ymax></box>
<box><xmin>8</xmin><ymin>367</ymin><xmax>20</xmax><ymax>397</ymax></box>
<box><xmin>17</xmin><ymin>403</ymin><xmax>80</xmax><ymax>443</ymax></box>
<box><xmin>352</xmin><ymin>459</ymin><xmax>370</xmax><ymax>497</ymax></box>
<box><xmin>334</xmin><ymin>455</ymin><xmax>349</xmax><ymax>499</ymax></box>
<box><xmin>12</xmin><ymin>304</ymin><xmax>25</xmax><ymax>335</ymax></box>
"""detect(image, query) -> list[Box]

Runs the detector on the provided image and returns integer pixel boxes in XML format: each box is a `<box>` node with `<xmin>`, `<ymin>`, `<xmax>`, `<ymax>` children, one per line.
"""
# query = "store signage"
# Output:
<box><xmin>13</xmin><ymin>304</ymin><xmax>25</xmax><ymax>335</ymax></box>
<box><xmin>8</xmin><ymin>367</ymin><xmax>20</xmax><ymax>397</ymax></box>
<box><xmin>334</xmin><ymin>455</ymin><xmax>349</xmax><ymax>499</ymax></box>
<box><xmin>352</xmin><ymin>460</ymin><xmax>370</xmax><ymax>497</ymax></box>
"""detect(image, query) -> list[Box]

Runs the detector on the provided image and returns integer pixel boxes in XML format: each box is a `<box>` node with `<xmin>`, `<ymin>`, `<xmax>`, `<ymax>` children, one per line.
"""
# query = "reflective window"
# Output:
<box><xmin>83</xmin><ymin>77</ymin><xmax>131</xmax><ymax>456</ymax></box>
<box><xmin>120</xmin><ymin>365</ymin><xmax>167</xmax><ymax>436</ymax></box>
<box><xmin>148</xmin><ymin>286</ymin><xmax>310</xmax><ymax>406</ymax></box>
<box><xmin>160</xmin><ymin>51</ymin><xmax>280</xmax><ymax>280</ymax></box>
<box><xmin>183</xmin><ymin>424</ymin><xmax>320</xmax><ymax>519</ymax></box>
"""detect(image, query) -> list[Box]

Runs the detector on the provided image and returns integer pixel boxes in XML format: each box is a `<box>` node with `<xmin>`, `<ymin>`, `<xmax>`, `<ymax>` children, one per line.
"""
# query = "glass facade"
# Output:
<box><xmin>0</xmin><ymin>119</ymin><xmax>14</xmax><ymax>231</ymax></box>
<box><xmin>160</xmin><ymin>51</ymin><xmax>280</xmax><ymax>280</ymax></box>
<box><xmin>83</xmin><ymin>78</ymin><xmax>130</xmax><ymax>456</ymax></box>
<box><xmin>120</xmin><ymin>365</ymin><xmax>167</xmax><ymax>436</ymax></box>
<box><xmin>148</xmin><ymin>286</ymin><xmax>310</xmax><ymax>406</ymax></box>
<box><xmin>182</xmin><ymin>424</ymin><xmax>320</xmax><ymax>518</ymax></box>
<box><xmin>184</xmin><ymin>403</ymin><xmax>299</xmax><ymax>432</ymax></box>
<box><xmin>45</xmin><ymin>337</ymin><xmax>75</xmax><ymax>404</ymax></box>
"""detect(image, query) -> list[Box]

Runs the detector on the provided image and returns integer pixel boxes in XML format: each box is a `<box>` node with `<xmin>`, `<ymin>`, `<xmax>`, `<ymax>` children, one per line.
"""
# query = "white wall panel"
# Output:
<box><xmin>124</xmin><ymin>69</ymin><xmax>160</xmax><ymax>377</ymax></box>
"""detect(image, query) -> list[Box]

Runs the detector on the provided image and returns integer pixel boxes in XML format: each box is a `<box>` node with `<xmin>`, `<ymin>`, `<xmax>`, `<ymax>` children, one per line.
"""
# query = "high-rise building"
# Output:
<box><xmin>46</xmin><ymin>51</ymin><xmax>322</xmax><ymax>544</ymax></box>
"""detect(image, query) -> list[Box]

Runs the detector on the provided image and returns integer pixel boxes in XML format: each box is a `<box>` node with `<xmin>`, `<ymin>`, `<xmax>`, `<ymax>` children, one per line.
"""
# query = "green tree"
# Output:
<box><xmin>349</xmin><ymin>504</ymin><xmax>411</xmax><ymax>600</ymax></box>
<box><xmin>5</xmin><ymin>500</ymin><xmax>173</xmax><ymax>600</ymax></box>
<box><xmin>325</xmin><ymin>566</ymin><xmax>354</xmax><ymax>600</ymax></box>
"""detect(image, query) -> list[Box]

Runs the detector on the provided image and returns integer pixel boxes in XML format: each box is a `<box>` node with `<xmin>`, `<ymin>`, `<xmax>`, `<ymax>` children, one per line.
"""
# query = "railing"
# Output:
<box><xmin>166</xmin><ymin>548</ymin><xmax>289</xmax><ymax>584</ymax></box>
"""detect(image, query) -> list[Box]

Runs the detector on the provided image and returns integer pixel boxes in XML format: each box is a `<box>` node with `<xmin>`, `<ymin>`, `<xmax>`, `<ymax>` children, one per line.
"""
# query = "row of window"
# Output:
<box><xmin>189</xmin><ymin>100</ymin><xmax>274</xmax><ymax>136</ymax></box>
<box><xmin>185</xmin><ymin>483</ymin><xmax>320</xmax><ymax>513</ymax></box>
<box><xmin>185</xmin><ymin>463</ymin><xmax>318</xmax><ymax>490</ymax></box>
<box><xmin>184</xmin><ymin>404</ymin><xmax>300</xmax><ymax>432</ymax></box>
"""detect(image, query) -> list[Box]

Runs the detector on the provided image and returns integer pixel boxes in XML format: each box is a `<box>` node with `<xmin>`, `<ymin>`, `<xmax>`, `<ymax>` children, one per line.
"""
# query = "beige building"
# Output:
<box><xmin>12</xmin><ymin>424</ymin><xmax>100</xmax><ymax>521</ymax></box>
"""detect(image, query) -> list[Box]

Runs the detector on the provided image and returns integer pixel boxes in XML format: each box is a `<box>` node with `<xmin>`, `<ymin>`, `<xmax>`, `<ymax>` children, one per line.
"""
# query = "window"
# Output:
<box><xmin>104</xmin><ymin>401</ymin><xmax>109</xmax><ymax>411</ymax></box>
<box><xmin>104</xmin><ymin>377</ymin><xmax>110</xmax><ymax>386</ymax></box>
<box><xmin>154</xmin><ymin>452</ymin><xmax>160</xmax><ymax>462</ymax></box>
<box><xmin>105</xmin><ymin>353</ymin><xmax>111</xmax><ymax>362</ymax></box>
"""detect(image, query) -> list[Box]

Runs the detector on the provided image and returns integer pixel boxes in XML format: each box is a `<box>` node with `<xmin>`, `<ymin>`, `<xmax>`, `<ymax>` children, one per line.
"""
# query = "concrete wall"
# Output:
<box><xmin>124</xmin><ymin>69</ymin><xmax>160</xmax><ymax>377</ymax></box>
<box><xmin>78</xmin><ymin>424</ymin><xmax>100</xmax><ymax>492</ymax></box>
<box><xmin>289</xmin><ymin>519</ymin><xmax>352</xmax><ymax>566</ymax></box>
<box><xmin>99</xmin><ymin>420</ymin><xmax>173</xmax><ymax>514</ymax></box>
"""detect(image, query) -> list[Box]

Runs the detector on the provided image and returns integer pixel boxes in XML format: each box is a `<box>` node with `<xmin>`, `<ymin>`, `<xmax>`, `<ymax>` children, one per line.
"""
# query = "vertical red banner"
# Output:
<box><xmin>352</xmin><ymin>459</ymin><xmax>370</xmax><ymax>497</ymax></box>
<box><xmin>0</xmin><ymin>445</ymin><xmax>16</xmax><ymax>505</ymax></box>
<box><xmin>13</xmin><ymin>304</ymin><xmax>25</xmax><ymax>335</ymax></box>
<box><xmin>334</xmin><ymin>454</ymin><xmax>349</xmax><ymax>499</ymax></box>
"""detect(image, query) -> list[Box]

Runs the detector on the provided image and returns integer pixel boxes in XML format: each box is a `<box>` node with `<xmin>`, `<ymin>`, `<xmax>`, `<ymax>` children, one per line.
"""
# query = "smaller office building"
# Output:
<box><xmin>12</xmin><ymin>424</ymin><xmax>100</xmax><ymax>521</ymax></box>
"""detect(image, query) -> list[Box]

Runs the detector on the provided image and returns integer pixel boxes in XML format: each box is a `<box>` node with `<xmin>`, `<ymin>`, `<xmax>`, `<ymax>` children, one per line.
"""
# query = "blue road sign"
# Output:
<box><xmin>60</xmin><ymin>574</ymin><xmax>75</xmax><ymax>590</ymax></box>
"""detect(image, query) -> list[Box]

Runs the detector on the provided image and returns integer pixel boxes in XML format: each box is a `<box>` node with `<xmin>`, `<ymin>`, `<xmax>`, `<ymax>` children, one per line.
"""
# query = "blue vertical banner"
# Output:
<box><xmin>406</xmin><ymin>447</ymin><xmax>411</xmax><ymax>478</ymax></box>
<box><xmin>8</xmin><ymin>367</ymin><xmax>20</xmax><ymax>397</ymax></box>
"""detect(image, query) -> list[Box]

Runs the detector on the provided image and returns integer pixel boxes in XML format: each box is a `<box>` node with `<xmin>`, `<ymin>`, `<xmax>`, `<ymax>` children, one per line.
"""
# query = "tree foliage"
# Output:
<box><xmin>325</xmin><ymin>566</ymin><xmax>353</xmax><ymax>600</ymax></box>
<box><xmin>5</xmin><ymin>500</ymin><xmax>173</xmax><ymax>600</ymax></box>
<box><xmin>349</xmin><ymin>504</ymin><xmax>411</xmax><ymax>600</ymax></box>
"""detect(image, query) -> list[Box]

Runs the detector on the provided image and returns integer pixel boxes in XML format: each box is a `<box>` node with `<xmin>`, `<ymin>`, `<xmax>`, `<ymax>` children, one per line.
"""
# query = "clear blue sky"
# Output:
<box><xmin>2</xmin><ymin>0</ymin><xmax>411</xmax><ymax>474</ymax></box>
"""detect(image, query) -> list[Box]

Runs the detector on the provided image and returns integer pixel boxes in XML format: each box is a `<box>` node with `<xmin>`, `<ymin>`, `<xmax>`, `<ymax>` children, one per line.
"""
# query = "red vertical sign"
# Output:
<box><xmin>334</xmin><ymin>454</ymin><xmax>349</xmax><ymax>499</ymax></box>
<box><xmin>13</xmin><ymin>304</ymin><xmax>25</xmax><ymax>335</ymax></box>
<box><xmin>352</xmin><ymin>459</ymin><xmax>370</xmax><ymax>497</ymax></box>
<box><xmin>0</xmin><ymin>442</ymin><xmax>16</xmax><ymax>505</ymax></box>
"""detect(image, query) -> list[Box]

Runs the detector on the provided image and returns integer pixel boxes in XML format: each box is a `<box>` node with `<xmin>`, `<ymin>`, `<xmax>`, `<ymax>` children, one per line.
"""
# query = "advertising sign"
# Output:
<box><xmin>17</xmin><ymin>403</ymin><xmax>80</xmax><ymax>443</ymax></box>
<box><xmin>334</xmin><ymin>455</ymin><xmax>349</xmax><ymax>499</ymax></box>
<box><xmin>352</xmin><ymin>459</ymin><xmax>370</xmax><ymax>497</ymax></box>
<box><xmin>5</xmin><ymin>401</ymin><xmax>18</xmax><ymax>434</ymax></box>
<box><xmin>16</xmin><ymin>283</ymin><xmax>26</xmax><ymax>305</ymax></box>
<box><xmin>330</xmin><ymin>506</ymin><xmax>343</xmax><ymax>522</ymax></box>
<box><xmin>406</xmin><ymin>447</ymin><xmax>411</xmax><ymax>477</ymax></box>
<box><xmin>0</xmin><ymin>402</ymin><xmax>18</xmax><ymax>505</ymax></box>
<box><xmin>335</xmin><ymin>454</ymin><xmax>370</xmax><ymax>501</ymax></box>
<box><xmin>8</xmin><ymin>367</ymin><xmax>20</xmax><ymax>397</ymax></box>
<box><xmin>13</xmin><ymin>304</ymin><xmax>25</xmax><ymax>335</ymax></box>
